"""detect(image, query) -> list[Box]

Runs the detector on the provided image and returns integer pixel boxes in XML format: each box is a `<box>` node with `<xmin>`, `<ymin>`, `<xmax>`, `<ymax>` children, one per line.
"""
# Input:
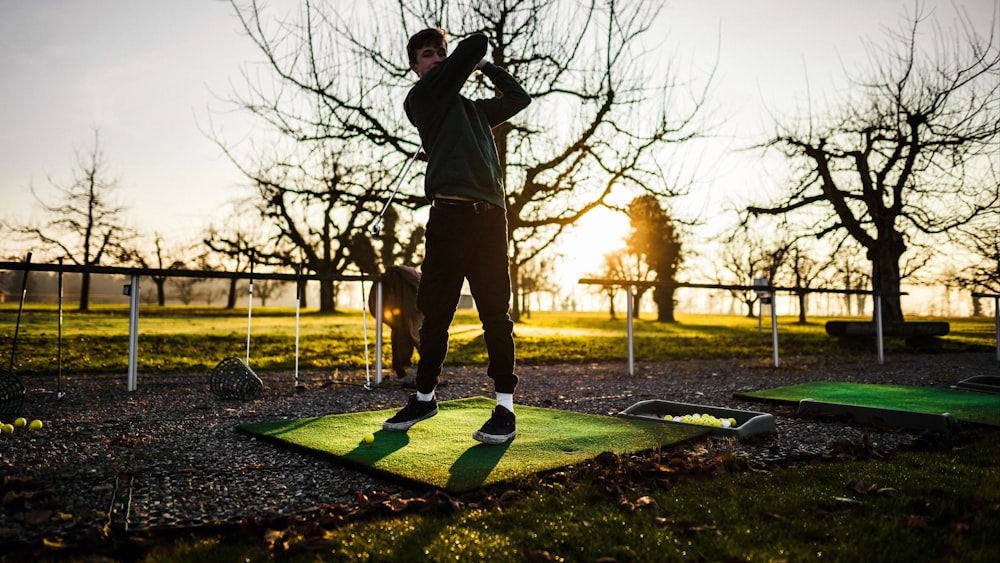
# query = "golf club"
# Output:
<box><xmin>294</xmin><ymin>263</ymin><xmax>305</xmax><ymax>392</ymax></box>
<box><xmin>9</xmin><ymin>251</ymin><xmax>31</xmax><ymax>371</ymax></box>
<box><xmin>370</xmin><ymin>145</ymin><xmax>422</xmax><ymax>236</ymax></box>
<box><xmin>0</xmin><ymin>252</ymin><xmax>31</xmax><ymax>419</ymax></box>
<box><xmin>361</xmin><ymin>277</ymin><xmax>372</xmax><ymax>390</ymax></box>
<box><xmin>57</xmin><ymin>256</ymin><xmax>65</xmax><ymax>400</ymax></box>
<box><xmin>209</xmin><ymin>249</ymin><xmax>263</xmax><ymax>400</ymax></box>
<box><xmin>245</xmin><ymin>250</ymin><xmax>254</xmax><ymax>367</ymax></box>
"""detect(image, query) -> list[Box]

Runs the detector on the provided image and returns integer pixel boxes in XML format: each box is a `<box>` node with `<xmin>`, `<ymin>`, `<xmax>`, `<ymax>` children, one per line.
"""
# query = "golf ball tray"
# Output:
<box><xmin>617</xmin><ymin>400</ymin><xmax>776</xmax><ymax>439</ymax></box>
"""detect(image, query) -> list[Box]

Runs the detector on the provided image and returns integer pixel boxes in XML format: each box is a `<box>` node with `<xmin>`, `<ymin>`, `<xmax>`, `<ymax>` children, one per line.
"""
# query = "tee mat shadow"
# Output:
<box><xmin>236</xmin><ymin>396</ymin><xmax>707</xmax><ymax>494</ymax></box>
<box><xmin>735</xmin><ymin>381</ymin><xmax>1000</xmax><ymax>430</ymax></box>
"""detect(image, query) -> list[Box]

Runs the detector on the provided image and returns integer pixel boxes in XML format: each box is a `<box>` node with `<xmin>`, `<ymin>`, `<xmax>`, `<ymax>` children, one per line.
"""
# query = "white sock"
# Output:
<box><xmin>496</xmin><ymin>392</ymin><xmax>514</xmax><ymax>413</ymax></box>
<box><xmin>417</xmin><ymin>390</ymin><xmax>435</xmax><ymax>402</ymax></box>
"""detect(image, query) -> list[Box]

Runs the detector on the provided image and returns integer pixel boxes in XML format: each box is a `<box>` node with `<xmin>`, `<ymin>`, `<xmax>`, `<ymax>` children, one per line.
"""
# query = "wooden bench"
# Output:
<box><xmin>825</xmin><ymin>321</ymin><xmax>950</xmax><ymax>349</ymax></box>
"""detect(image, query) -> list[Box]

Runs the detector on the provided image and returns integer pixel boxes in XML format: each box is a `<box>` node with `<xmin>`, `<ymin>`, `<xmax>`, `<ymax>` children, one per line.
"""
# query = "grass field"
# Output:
<box><xmin>3</xmin><ymin>305</ymin><xmax>998</xmax><ymax>561</ymax></box>
<box><xmin>0</xmin><ymin>305</ymin><xmax>996</xmax><ymax>375</ymax></box>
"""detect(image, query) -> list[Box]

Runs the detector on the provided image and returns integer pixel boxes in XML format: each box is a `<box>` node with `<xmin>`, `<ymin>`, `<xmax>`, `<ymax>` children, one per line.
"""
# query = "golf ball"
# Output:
<box><xmin>363</xmin><ymin>433</ymin><xmax>375</xmax><ymax>445</ymax></box>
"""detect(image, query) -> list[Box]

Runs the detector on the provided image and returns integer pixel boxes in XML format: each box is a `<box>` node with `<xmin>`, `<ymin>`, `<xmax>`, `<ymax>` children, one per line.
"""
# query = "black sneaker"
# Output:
<box><xmin>382</xmin><ymin>394</ymin><xmax>438</xmax><ymax>431</ymax></box>
<box><xmin>472</xmin><ymin>405</ymin><xmax>516</xmax><ymax>444</ymax></box>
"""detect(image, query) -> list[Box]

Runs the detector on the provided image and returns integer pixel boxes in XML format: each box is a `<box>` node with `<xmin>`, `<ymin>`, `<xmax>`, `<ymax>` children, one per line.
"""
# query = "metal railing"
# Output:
<box><xmin>0</xmin><ymin>260</ymin><xmax>386</xmax><ymax>390</ymax></box>
<box><xmin>577</xmin><ymin>278</ymin><xmax>950</xmax><ymax>374</ymax></box>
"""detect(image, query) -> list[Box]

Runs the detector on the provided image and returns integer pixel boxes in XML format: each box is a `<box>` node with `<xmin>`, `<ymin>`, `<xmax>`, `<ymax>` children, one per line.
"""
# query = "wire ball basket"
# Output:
<box><xmin>209</xmin><ymin>356</ymin><xmax>264</xmax><ymax>400</ymax></box>
<box><xmin>0</xmin><ymin>368</ymin><xmax>26</xmax><ymax>419</ymax></box>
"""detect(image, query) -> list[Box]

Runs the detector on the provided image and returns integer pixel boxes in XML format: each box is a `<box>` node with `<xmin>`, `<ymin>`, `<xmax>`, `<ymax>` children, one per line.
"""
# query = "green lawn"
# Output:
<box><xmin>141</xmin><ymin>430</ymin><xmax>1000</xmax><ymax>563</ymax></box>
<box><xmin>0</xmin><ymin>305</ymin><xmax>996</xmax><ymax>374</ymax></box>
<box><xmin>3</xmin><ymin>305</ymin><xmax>998</xmax><ymax>561</ymax></box>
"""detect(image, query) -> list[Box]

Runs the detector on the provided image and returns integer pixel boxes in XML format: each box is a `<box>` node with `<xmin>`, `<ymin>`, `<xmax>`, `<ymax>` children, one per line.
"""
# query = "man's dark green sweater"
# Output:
<box><xmin>404</xmin><ymin>33</ymin><xmax>531</xmax><ymax>209</ymax></box>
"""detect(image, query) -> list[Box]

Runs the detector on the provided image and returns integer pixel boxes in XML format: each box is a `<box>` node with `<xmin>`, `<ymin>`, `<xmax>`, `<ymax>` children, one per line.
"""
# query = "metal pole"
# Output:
<box><xmin>10</xmin><ymin>252</ymin><xmax>31</xmax><ymax>370</ymax></box>
<box><xmin>875</xmin><ymin>295</ymin><xmax>884</xmax><ymax>365</ymax></box>
<box><xmin>127</xmin><ymin>274</ymin><xmax>140</xmax><ymax>392</ymax></box>
<box><xmin>994</xmin><ymin>297</ymin><xmax>1000</xmax><ymax>362</ymax></box>
<box><xmin>360</xmin><ymin>278</ymin><xmax>373</xmax><ymax>389</ymax></box>
<box><xmin>626</xmin><ymin>285</ymin><xmax>634</xmax><ymax>376</ymax></box>
<box><xmin>770</xmin><ymin>292</ymin><xmax>779</xmax><ymax>367</ymax></box>
<box><xmin>245</xmin><ymin>257</ymin><xmax>254</xmax><ymax>366</ymax></box>
<box><xmin>294</xmin><ymin>264</ymin><xmax>301</xmax><ymax>389</ymax></box>
<box><xmin>375</xmin><ymin>281</ymin><xmax>384</xmax><ymax>385</ymax></box>
<box><xmin>57</xmin><ymin>257</ymin><xmax>64</xmax><ymax>398</ymax></box>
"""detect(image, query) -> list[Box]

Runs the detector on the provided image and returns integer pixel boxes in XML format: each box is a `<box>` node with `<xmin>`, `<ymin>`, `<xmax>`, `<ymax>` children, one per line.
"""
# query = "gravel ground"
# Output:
<box><xmin>1</xmin><ymin>352</ymin><xmax>996</xmax><ymax>552</ymax></box>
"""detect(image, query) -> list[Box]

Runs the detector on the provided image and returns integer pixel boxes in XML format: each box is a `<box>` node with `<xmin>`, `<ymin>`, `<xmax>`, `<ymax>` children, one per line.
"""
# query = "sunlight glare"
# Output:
<box><xmin>556</xmin><ymin>207</ymin><xmax>629</xmax><ymax>284</ymax></box>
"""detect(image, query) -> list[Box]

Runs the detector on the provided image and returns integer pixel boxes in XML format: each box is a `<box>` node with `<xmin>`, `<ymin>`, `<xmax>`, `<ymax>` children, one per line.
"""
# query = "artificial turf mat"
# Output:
<box><xmin>735</xmin><ymin>381</ymin><xmax>1000</xmax><ymax>427</ymax></box>
<box><xmin>236</xmin><ymin>396</ymin><xmax>707</xmax><ymax>494</ymax></box>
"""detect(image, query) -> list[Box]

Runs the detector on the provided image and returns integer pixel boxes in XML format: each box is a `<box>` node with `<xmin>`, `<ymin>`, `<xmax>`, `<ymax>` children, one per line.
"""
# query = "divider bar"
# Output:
<box><xmin>127</xmin><ymin>274</ymin><xmax>140</xmax><ymax>392</ymax></box>
<box><xmin>626</xmin><ymin>285</ymin><xmax>634</xmax><ymax>376</ymax></box>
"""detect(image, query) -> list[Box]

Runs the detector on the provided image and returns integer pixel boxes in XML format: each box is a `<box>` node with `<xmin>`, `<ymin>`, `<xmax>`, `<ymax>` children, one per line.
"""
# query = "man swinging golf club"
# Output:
<box><xmin>382</xmin><ymin>28</ymin><xmax>530</xmax><ymax>444</ymax></box>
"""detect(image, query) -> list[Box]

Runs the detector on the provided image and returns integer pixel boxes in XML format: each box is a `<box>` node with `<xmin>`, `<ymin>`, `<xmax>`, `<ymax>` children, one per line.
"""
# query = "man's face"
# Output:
<box><xmin>410</xmin><ymin>41</ymin><xmax>447</xmax><ymax>78</ymax></box>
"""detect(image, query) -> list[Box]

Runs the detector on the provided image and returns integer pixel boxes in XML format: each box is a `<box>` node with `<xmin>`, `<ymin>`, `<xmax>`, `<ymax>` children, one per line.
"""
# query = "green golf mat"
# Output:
<box><xmin>237</xmin><ymin>397</ymin><xmax>707</xmax><ymax>494</ymax></box>
<box><xmin>735</xmin><ymin>381</ymin><xmax>1000</xmax><ymax>427</ymax></box>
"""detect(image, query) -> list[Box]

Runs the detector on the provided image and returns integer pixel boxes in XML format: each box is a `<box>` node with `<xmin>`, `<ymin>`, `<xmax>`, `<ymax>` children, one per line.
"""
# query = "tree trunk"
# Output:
<box><xmin>154</xmin><ymin>278</ymin><xmax>167</xmax><ymax>306</ymax></box>
<box><xmin>653</xmin><ymin>286</ymin><xmax>676</xmax><ymax>322</ymax></box>
<box><xmin>319</xmin><ymin>279</ymin><xmax>336</xmax><ymax>313</ymax></box>
<box><xmin>79</xmin><ymin>271</ymin><xmax>91</xmax><ymax>312</ymax></box>
<box><xmin>632</xmin><ymin>287</ymin><xmax>648</xmax><ymax>320</ymax></box>
<box><xmin>869</xmin><ymin>236</ymin><xmax>905</xmax><ymax>323</ymax></box>
<box><xmin>225</xmin><ymin>277</ymin><xmax>238</xmax><ymax>309</ymax></box>
<box><xmin>797</xmin><ymin>291</ymin><xmax>807</xmax><ymax>324</ymax></box>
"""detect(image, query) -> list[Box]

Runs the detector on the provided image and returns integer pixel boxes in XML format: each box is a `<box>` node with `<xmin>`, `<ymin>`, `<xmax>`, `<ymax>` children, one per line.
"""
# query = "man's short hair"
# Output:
<box><xmin>407</xmin><ymin>28</ymin><xmax>447</xmax><ymax>63</ymax></box>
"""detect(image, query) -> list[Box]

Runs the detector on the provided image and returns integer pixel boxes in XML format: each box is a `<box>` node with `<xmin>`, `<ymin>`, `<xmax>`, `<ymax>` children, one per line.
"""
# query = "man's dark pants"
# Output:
<box><xmin>414</xmin><ymin>201</ymin><xmax>518</xmax><ymax>394</ymax></box>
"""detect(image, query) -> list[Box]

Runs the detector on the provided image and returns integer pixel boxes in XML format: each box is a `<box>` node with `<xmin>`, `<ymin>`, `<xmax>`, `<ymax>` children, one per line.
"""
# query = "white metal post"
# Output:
<box><xmin>994</xmin><ymin>297</ymin><xmax>999</xmax><ymax>361</ymax></box>
<box><xmin>770</xmin><ymin>292</ymin><xmax>779</xmax><ymax>367</ymax></box>
<box><xmin>875</xmin><ymin>295</ymin><xmax>884</xmax><ymax>365</ymax></box>
<box><xmin>127</xmin><ymin>274</ymin><xmax>140</xmax><ymax>392</ymax></box>
<box><xmin>375</xmin><ymin>280</ymin><xmax>383</xmax><ymax>385</ymax></box>
<box><xmin>626</xmin><ymin>285</ymin><xmax>634</xmax><ymax>376</ymax></box>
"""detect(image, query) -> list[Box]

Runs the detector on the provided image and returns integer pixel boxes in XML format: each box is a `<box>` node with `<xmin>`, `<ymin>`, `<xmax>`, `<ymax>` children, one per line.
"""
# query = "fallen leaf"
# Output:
<box><xmin>634</xmin><ymin>496</ymin><xmax>657</xmax><ymax>508</ymax></box>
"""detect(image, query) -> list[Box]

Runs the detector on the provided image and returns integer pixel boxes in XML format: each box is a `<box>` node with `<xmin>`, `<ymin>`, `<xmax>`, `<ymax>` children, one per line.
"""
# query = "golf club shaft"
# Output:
<box><xmin>10</xmin><ymin>251</ymin><xmax>31</xmax><ymax>370</ymax></box>
<box><xmin>371</xmin><ymin>146</ymin><xmax>422</xmax><ymax>235</ymax></box>
<box><xmin>246</xmin><ymin>251</ymin><xmax>254</xmax><ymax>366</ymax></box>
<box><xmin>294</xmin><ymin>263</ymin><xmax>301</xmax><ymax>387</ymax></box>
<box><xmin>58</xmin><ymin>256</ymin><xmax>64</xmax><ymax>393</ymax></box>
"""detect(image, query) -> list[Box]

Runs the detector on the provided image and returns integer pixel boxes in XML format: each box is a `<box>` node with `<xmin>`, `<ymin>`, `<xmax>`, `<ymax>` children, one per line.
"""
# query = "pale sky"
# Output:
<box><xmin>2</xmin><ymin>0</ymin><xmax>997</xmax><ymax>269</ymax></box>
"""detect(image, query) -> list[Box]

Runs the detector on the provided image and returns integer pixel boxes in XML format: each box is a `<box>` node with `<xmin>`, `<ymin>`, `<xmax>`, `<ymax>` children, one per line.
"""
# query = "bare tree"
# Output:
<box><xmin>253</xmin><ymin>279</ymin><xmax>287</xmax><ymax>307</ymax></box>
<box><xmin>121</xmin><ymin>232</ymin><xmax>187</xmax><ymax>306</ymax></box>
<box><xmin>784</xmin><ymin>243</ymin><xmax>835</xmax><ymax>324</ymax></box>
<box><xmin>953</xmin><ymin>211</ymin><xmax>1000</xmax><ymax>314</ymax></box>
<box><xmin>516</xmin><ymin>255</ymin><xmax>557</xmax><ymax>319</ymax></box>
<box><xmin>748</xmin><ymin>6</ymin><xmax>1000</xmax><ymax>323</ymax></box>
<box><xmin>8</xmin><ymin>130</ymin><xmax>133</xmax><ymax>311</ymax></box>
<box><xmin>716</xmin><ymin>225</ymin><xmax>792</xmax><ymax>318</ymax></box>
<box><xmin>202</xmin><ymin>217</ymin><xmax>264</xmax><ymax>309</ymax></box>
<box><xmin>596</xmin><ymin>250</ymin><xmax>627</xmax><ymax>320</ymax></box>
<box><xmin>830</xmin><ymin>241</ymin><xmax>872</xmax><ymax>316</ymax></box>
<box><xmin>219</xmin><ymin>0</ymin><xmax>711</xmax><ymax>320</ymax></box>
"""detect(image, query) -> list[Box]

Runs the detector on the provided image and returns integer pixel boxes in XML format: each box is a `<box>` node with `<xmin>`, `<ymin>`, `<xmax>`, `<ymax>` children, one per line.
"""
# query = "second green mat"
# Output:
<box><xmin>735</xmin><ymin>381</ymin><xmax>1000</xmax><ymax>427</ymax></box>
<box><xmin>237</xmin><ymin>396</ymin><xmax>707</xmax><ymax>494</ymax></box>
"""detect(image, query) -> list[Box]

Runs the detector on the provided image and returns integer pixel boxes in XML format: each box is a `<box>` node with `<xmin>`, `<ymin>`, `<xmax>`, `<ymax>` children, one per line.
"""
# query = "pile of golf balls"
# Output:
<box><xmin>665</xmin><ymin>413</ymin><xmax>738</xmax><ymax>428</ymax></box>
<box><xmin>0</xmin><ymin>417</ymin><xmax>44</xmax><ymax>436</ymax></box>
